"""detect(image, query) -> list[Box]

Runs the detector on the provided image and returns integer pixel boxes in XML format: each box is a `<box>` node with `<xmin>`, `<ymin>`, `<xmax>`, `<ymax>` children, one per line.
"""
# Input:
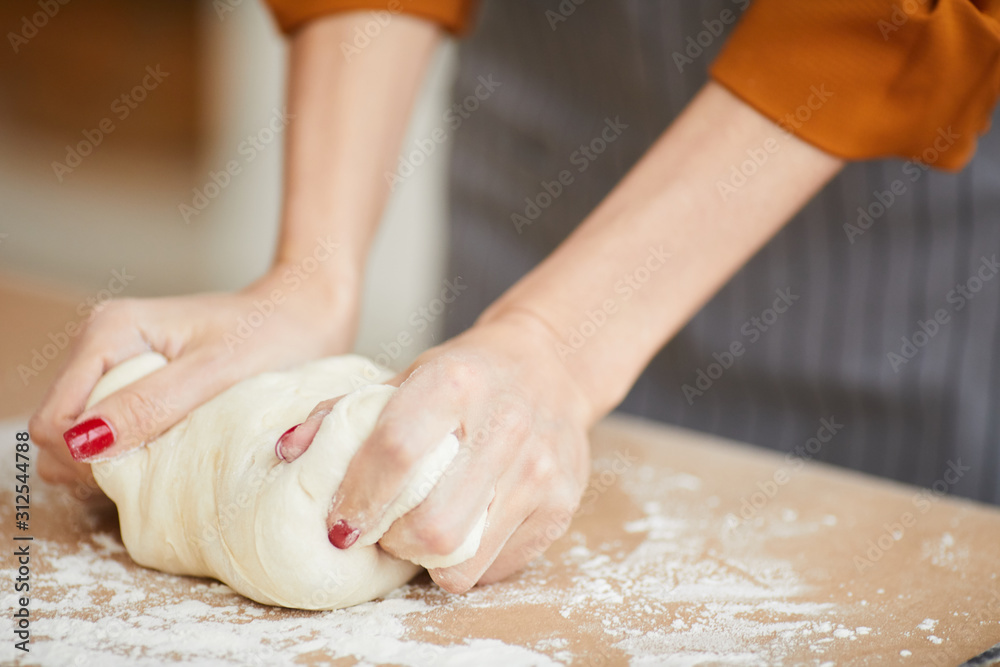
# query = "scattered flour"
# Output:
<box><xmin>921</xmin><ymin>533</ymin><xmax>969</xmax><ymax>569</ymax></box>
<box><xmin>0</xmin><ymin>421</ymin><xmax>979</xmax><ymax>666</ymax></box>
<box><xmin>0</xmin><ymin>465</ymin><xmax>856</xmax><ymax>667</ymax></box>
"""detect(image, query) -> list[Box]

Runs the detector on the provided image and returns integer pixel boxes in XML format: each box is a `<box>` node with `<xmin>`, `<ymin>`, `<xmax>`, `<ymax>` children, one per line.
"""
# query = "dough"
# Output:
<box><xmin>87</xmin><ymin>352</ymin><xmax>486</xmax><ymax>610</ymax></box>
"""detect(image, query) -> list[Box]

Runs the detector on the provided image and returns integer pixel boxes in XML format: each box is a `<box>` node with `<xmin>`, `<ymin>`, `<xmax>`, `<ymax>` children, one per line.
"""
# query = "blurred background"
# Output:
<box><xmin>0</xmin><ymin>0</ymin><xmax>456</xmax><ymax>417</ymax></box>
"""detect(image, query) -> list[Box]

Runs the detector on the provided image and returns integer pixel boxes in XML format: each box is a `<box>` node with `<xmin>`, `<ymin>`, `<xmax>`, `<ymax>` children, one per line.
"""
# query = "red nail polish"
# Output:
<box><xmin>275</xmin><ymin>424</ymin><xmax>299</xmax><ymax>461</ymax></box>
<box><xmin>63</xmin><ymin>418</ymin><xmax>115</xmax><ymax>461</ymax></box>
<box><xmin>328</xmin><ymin>520</ymin><xmax>360</xmax><ymax>549</ymax></box>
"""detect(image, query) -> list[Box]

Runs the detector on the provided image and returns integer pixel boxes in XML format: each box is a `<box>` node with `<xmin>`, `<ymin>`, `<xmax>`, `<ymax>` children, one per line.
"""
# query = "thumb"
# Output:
<box><xmin>274</xmin><ymin>397</ymin><xmax>343</xmax><ymax>463</ymax></box>
<box><xmin>274</xmin><ymin>366</ymin><xmax>408</xmax><ymax>463</ymax></box>
<box><xmin>275</xmin><ymin>370</ymin><xmax>405</xmax><ymax>462</ymax></box>
<box><xmin>62</xmin><ymin>352</ymin><xmax>236</xmax><ymax>463</ymax></box>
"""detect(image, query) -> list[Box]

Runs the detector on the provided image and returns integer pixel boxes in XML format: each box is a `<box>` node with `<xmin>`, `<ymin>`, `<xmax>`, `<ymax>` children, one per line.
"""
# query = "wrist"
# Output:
<box><xmin>477</xmin><ymin>305</ymin><xmax>605</xmax><ymax>426</ymax></box>
<box><xmin>271</xmin><ymin>223</ymin><xmax>363</xmax><ymax>299</ymax></box>
<box><xmin>246</xmin><ymin>259</ymin><xmax>362</xmax><ymax>342</ymax></box>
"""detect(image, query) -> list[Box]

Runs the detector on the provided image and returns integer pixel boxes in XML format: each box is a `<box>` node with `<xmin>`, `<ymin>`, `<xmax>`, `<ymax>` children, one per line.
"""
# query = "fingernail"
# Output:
<box><xmin>63</xmin><ymin>418</ymin><xmax>115</xmax><ymax>461</ymax></box>
<box><xmin>328</xmin><ymin>520</ymin><xmax>360</xmax><ymax>549</ymax></box>
<box><xmin>275</xmin><ymin>424</ymin><xmax>299</xmax><ymax>461</ymax></box>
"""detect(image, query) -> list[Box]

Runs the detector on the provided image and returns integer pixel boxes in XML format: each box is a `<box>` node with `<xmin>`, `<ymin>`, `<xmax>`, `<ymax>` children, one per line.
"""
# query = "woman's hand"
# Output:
<box><xmin>29</xmin><ymin>262</ymin><xmax>358</xmax><ymax>489</ymax></box>
<box><xmin>269</xmin><ymin>83</ymin><xmax>843</xmax><ymax>594</ymax></box>
<box><xmin>276</xmin><ymin>310</ymin><xmax>595</xmax><ymax>593</ymax></box>
<box><xmin>29</xmin><ymin>8</ymin><xmax>444</xmax><ymax>495</ymax></box>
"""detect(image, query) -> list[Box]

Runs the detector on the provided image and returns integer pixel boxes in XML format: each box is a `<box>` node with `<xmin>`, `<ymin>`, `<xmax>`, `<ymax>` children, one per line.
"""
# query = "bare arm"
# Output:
<box><xmin>482</xmin><ymin>81</ymin><xmax>844</xmax><ymax>420</ymax></box>
<box><xmin>30</xmin><ymin>11</ymin><xmax>442</xmax><ymax>480</ymax></box>
<box><xmin>280</xmin><ymin>81</ymin><xmax>844</xmax><ymax>593</ymax></box>
<box><xmin>275</xmin><ymin>11</ymin><xmax>442</xmax><ymax>292</ymax></box>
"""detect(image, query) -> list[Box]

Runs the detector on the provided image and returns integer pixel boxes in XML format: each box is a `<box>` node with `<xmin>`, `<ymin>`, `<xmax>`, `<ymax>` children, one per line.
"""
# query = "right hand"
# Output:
<box><xmin>28</xmin><ymin>264</ymin><xmax>359</xmax><ymax>491</ymax></box>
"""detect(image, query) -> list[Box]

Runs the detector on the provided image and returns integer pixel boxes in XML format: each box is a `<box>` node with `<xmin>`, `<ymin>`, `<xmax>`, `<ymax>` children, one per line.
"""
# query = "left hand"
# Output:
<box><xmin>276</xmin><ymin>310</ymin><xmax>594</xmax><ymax>593</ymax></box>
<box><xmin>29</xmin><ymin>264</ymin><xmax>358</xmax><ymax>488</ymax></box>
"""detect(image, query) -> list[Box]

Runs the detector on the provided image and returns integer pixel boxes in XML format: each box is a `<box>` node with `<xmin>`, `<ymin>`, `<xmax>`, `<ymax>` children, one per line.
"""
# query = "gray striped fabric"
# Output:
<box><xmin>442</xmin><ymin>1</ymin><xmax>1000</xmax><ymax>504</ymax></box>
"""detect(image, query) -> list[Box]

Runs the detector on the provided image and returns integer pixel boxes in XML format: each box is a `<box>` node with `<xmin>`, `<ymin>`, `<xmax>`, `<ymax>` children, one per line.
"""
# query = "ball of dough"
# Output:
<box><xmin>87</xmin><ymin>352</ymin><xmax>485</xmax><ymax>610</ymax></box>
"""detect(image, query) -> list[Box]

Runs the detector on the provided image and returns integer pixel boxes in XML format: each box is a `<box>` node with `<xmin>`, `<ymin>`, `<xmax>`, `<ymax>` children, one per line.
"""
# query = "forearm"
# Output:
<box><xmin>481</xmin><ymin>82</ymin><xmax>844</xmax><ymax>420</ymax></box>
<box><xmin>274</xmin><ymin>12</ymin><xmax>442</xmax><ymax>289</ymax></box>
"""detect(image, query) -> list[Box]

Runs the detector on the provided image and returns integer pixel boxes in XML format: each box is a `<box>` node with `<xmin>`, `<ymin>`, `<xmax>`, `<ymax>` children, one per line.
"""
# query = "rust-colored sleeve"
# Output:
<box><xmin>710</xmin><ymin>0</ymin><xmax>1000</xmax><ymax>170</ymax></box>
<box><xmin>263</xmin><ymin>0</ymin><xmax>476</xmax><ymax>35</ymax></box>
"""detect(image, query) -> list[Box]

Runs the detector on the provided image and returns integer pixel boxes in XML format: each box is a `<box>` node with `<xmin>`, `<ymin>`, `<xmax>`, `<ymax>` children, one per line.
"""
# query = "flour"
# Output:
<box><xmin>917</xmin><ymin>618</ymin><xmax>938</xmax><ymax>631</ymax></box>
<box><xmin>921</xmin><ymin>532</ymin><xmax>968</xmax><ymax>569</ymax></box>
<box><xmin>2</xmin><ymin>417</ymin><xmax>985</xmax><ymax>666</ymax></box>
<box><xmin>0</xmin><ymin>467</ymin><xmax>852</xmax><ymax>667</ymax></box>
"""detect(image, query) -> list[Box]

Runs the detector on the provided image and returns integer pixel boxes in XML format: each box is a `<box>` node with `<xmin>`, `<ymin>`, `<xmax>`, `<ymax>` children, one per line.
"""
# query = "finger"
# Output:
<box><xmin>37</xmin><ymin>450</ymin><xmax>99</xmax><ymax>498</ymax></box>
<box><xmin>274</xmin><ymin>398</ymin><xmax>340</xmax><ymax>462</ymax></box>
<box><xmin>276</xmin><ymin>364</ymin><xmax>411</xmax><ymax>463</ymax></box>
<box><xmin>377</xmin><ymin>404</ymin><xmax>523</xmax><ymax>563</ymax></box>
<box><xmin>425</xmin><ymin>476</ymin><xmax>536</xmax><ymax>594</ymax></box>
<box><xmin>377</xmin><ymin>445</ymin><xmax>497</xmax><ymax>564</ymax></box>
<box><xmin>477</xmin><ymin>506</ymin><xmax>574</xmax><ymax>585</ymax></box>
<box><xmin>476</xmin><ymin>450</ymin><xmax>584</xmax><ymax>586</ymax></box>
<box><xmin>29</xmin><ymin>326</ymin><xmax>150</xmax><ymax>470</ymax></box>
<box><xmin>473</xmin><ymin>448</ymin><xmax>587</xmax><ymax>586</ymax></box>
<box><xmin>62</xmin><ymin>350</ymin><xmax>238</xmax><ymax>462</ymax></box>
<box><xmin>37</xmin><ymin>448</ymin><xmax>84</xmax><ymax>485</ymax></box>
<box><xmin>427</xmin><ymin>441</ymin><xmax>581</xmax><ymax>593</ymax></box>
<box><xmin>275</xmin><ymin>365</ymin><xmax>409</xmax><ymax>463</ymax></box>
<box><xmin>325</xmin><ymin>363</ymin><xmax>479</xmax><ymax>550</ymax></box>
<box><xmin>430</xmin><ymin>502</ymin><xmax>575</xmax><ymax>594</ymax></box>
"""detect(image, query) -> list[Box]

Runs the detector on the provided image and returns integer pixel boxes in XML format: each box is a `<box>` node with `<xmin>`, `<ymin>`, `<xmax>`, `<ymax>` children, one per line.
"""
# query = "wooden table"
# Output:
<box><xmin>2</xmin><ymin>414</ymin><xmax>998</xmax><ymax>666</ymax></box>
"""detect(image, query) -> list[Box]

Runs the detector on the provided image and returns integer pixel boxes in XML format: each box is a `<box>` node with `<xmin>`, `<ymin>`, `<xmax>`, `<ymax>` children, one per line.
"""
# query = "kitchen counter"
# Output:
<box><xmin>2</xmin><ymin>412</ymin><xmax>998</xmax><ymax>666</ymax></box>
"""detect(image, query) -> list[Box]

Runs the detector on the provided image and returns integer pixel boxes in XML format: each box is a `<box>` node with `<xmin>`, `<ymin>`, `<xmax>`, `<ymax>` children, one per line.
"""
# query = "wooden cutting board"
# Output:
<box><xmin>1</xmin><ymin>413</ymin><xmax>998</xmax><ymax>666</ymax></box>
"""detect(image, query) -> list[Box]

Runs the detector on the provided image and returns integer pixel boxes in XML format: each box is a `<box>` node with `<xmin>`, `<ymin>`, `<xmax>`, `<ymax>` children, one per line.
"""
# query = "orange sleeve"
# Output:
<box><xmin>710</xmin><ymin>0</ymin><xmax>1000</xmax><ymax>170</ymax></box>
<box><xmin>263</xmin><ymin>0</ymin><xmax>476</xmax><ymax>35</ymax></box>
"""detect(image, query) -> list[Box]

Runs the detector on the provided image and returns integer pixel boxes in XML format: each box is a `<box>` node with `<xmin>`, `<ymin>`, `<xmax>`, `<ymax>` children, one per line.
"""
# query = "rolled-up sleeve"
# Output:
<box><xmin>263</xmin><ymin>0</ymin><xmax>476</xmax><ymax>35</ymax></box>
<box><xmin>711</xmin><ymin>0</ymin><xmax>1000</xmax><ymax>170</ymax></box>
